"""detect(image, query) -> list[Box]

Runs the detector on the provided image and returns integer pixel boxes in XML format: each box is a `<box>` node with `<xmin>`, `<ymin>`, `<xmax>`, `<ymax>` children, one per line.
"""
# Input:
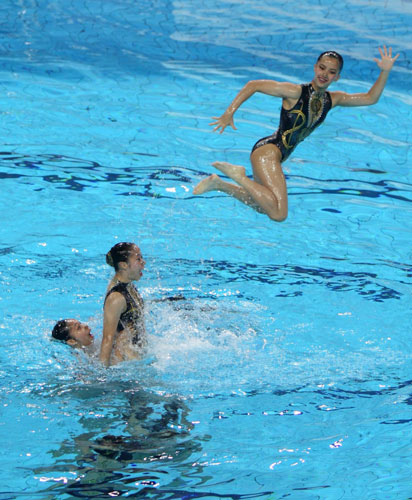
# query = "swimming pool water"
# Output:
<box><xmin>1</xmin><ymin>0</ymin><xmax>412</xmax><ymax>498</ymax></box>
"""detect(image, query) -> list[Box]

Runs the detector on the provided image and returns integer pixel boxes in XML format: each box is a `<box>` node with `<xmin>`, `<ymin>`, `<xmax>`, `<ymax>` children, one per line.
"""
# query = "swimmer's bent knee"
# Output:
<box><xmin>267</xmin><ymin>211</ymin><xmax>288</xmax><ymax>222</ymax></box>
<box><xmin>266</xmin><ymin>203</ymin><xmax>288</xmax><ymax>222</ymax></box>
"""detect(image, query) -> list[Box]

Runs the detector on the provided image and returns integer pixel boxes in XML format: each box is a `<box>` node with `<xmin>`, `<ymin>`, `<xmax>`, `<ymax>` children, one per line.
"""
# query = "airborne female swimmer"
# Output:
<box><xmin>193</xmin><ymin>46</ymin><xmax>399</xmax><ymax>222</ymax></box>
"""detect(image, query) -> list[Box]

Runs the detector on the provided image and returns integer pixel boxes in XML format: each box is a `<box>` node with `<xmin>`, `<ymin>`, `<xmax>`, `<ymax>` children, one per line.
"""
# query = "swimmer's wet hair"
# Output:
<box><xmin>317</xmin><ymin>51</ymin><xmax>344</xmax><ymax>72</ymax></box>
<box><xmin>106</xmin><ymin>242</ymin><xmax>136</xmax><ymax>271</ymax></box>
<box><xmin>52</xmin><ymin>319</ymin><xmax>71</xmax><ymax>342</ymax></box>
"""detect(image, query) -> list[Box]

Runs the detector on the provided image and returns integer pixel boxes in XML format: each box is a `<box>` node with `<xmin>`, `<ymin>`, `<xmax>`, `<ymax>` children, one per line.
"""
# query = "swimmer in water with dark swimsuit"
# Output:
<box><xmin>193</xmin><ymin>46</ymin><xmax>399</xmax><ymax>222</ymax></box>
<box><xmin>100</xmin><ymin>242</ymin><xmax>146</xmax><ymax>367</ymax></box>
<box><xmin>52</xmin><ymin>319</ymin><xmax>94</xmax><ymax>348</ymax></box>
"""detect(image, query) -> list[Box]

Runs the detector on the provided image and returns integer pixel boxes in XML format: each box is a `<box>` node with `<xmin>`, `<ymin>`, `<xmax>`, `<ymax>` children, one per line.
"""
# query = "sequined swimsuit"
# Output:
<box><xmin>105</xmin><ymin>281</ymin><xmax>145</xmax><ymax>347</ymax></box>
<box><xmin>252</xmin><ymin>83</ymin><xmax>332</xmax><ymax>161</ymax></box>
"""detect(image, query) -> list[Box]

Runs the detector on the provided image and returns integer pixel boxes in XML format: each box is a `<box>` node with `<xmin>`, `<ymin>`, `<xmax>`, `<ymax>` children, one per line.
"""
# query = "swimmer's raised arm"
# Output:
<box><xmin>210</xmin><ymin>80</ymin><xmax>301</xmax><ymax>134</ymax></box>
<box><xmin>331</xmin><ymin>45</ymin><xmax>399</xmax><ymax>108</ymax></box>
<box><xmin>99</xmin><ymin>292</ymin><xmax>125</xmax><ymax>367</ymax></box>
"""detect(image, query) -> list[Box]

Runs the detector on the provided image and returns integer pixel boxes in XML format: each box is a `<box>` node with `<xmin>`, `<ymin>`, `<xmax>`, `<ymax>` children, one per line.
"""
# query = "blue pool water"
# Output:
<box><xmin>1</xmin><ymin>0</ymin><xmax>412</xmax><ymax>498</ymax></box>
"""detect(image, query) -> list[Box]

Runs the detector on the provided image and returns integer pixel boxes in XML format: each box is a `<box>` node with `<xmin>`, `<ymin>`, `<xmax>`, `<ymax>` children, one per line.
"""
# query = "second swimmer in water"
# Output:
<box><xmin>100</xmin><ymin>242</ymin><xmax>147</xmax><ymax>367</ymax></box>
<box><xmin>193</xmin><ymin>46</ymin><xmax>400</xmax><ymax>222</ymax></box>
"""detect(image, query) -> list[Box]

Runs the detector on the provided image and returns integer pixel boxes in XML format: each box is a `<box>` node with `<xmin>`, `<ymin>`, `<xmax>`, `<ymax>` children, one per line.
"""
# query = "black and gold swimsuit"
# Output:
<box><xmin>252</xmin><ymin>83</ymin><xmax>332</xmax><ymax>161</ymax></box>
<box><xmin>105</xmin><ymin>281</ymin><xmax>146</xmax><ymax>347</ymax></box>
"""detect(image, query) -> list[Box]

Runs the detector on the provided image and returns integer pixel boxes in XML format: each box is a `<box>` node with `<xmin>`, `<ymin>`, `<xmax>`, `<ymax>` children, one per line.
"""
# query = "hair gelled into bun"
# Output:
<box><xmin>106</xmin><ymin>251</ymin><xmax>115</xmax><ymax>267</ymax></box>
<box><xmin>106</xmin><ymin>242</ymin><xmax>136</xmax><ymax>271</ymax></box>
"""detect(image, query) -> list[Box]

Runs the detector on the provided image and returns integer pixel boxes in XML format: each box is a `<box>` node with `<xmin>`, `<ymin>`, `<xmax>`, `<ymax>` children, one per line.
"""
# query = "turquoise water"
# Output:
<box><xmin>1</xmin><ymin>0</ymin><xmax>412</xmax><ymax>498</ymax></box>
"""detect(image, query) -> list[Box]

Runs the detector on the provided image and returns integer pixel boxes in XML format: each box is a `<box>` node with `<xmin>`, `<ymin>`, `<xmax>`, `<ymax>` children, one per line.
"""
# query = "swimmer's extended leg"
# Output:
<box><xmin>193</xmin><ymin>173</ymin><xmax>263</xmax><ymax>211</ymax></box>
<box><xmin>212</xmin><ymin>153</ymin><xmax>287</xmax><ymax>221</ymax></box>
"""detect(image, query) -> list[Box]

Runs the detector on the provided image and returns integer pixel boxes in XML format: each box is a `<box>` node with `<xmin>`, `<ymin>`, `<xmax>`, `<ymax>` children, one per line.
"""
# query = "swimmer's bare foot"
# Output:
<box><xmin>193</xmin><ymin>174</ymin><xmax>223</xmax><ymax>195</ymax></box>
<box><xmin>212</xmin><ymin>161</ymin><xmax>246</xmax><ymax>183</ymax></box>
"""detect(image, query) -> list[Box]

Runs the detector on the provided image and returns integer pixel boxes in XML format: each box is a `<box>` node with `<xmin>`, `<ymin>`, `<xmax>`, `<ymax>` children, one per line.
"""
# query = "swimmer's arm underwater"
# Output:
<box><xmin>210</xmin><ymin>80</ymin><xmax>302</xmax><ymax>134</ymax></box>
<box><xmin>331</xmin><ymin>45</ymin><xmax>399</xmax><ymax>108</ymax></box>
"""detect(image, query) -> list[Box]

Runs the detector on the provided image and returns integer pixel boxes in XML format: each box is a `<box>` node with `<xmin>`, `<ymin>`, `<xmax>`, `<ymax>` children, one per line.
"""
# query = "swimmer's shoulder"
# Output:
<box><xmin>251</xmin><ymin>80</ymin><xmax>302</xmax><ymax>100</ymax></box>
<box><xmin>104</xmin><ymin>284</ymin><xmax>127</xmax><ymax>311</ymax></box>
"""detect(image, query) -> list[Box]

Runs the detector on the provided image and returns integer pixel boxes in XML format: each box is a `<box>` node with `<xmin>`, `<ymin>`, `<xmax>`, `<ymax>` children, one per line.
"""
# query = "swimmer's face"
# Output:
<box><xmin>125</xmin><ymin>245</ymin><xmax>145</xmax><ymax>281</ymax></box>
<box><xmin>66</xmin><ymin>319</ymin><xmax>94</xmax><ymax>347</ymax></box>
<box><xmin>313</xmin><ymin>56</ymin><xmax>340</xmax><ymax>89</ymax></box>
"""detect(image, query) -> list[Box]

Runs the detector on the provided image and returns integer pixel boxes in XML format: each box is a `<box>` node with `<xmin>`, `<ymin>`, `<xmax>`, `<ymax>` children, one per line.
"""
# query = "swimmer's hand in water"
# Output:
<box><xmin>210</xmin><ymin>112</ymin><xmax>237</xmax><ymax>134</ymax></box>
<box><xmin>374</xmin><ymin>45</ymin><xmax>400</xmax><ymax>72</ymax></box>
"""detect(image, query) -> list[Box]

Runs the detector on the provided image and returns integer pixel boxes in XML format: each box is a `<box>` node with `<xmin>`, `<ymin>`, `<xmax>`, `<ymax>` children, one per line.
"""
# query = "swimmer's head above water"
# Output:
<box><xmin>52</xmin><ymin>319</ymin><xmax>94</xmax><ymax>348</ymax></box>
<box><xmin>317</xmin><ymin>51</ymin><xmax>344</xmax><ymax>72</ymax></box>
<box><xmin>312</xmin><ymin>51</ymin><xmax>343</xmax><ymax>91</ymax></box>
<box><xmin>106</xmin><ymin>242</ymin><xmax>145</xmax><ymax>281</ymax></box>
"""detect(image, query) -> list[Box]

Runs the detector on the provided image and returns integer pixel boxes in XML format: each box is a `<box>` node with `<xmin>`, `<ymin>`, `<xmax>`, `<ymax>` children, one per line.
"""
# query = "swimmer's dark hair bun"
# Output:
<box><xmin>106</xmin><ymin>242</ymin><xmax>135</xmax><ymax>270</ymax></box>
<box><xmin>106</xmin><ymin>251</ymin><xmax>115</xmax><ymax>267</ymax></box>
<box><xmin>52</xmin><ymin>319</ymin><xmax>70</xmax><ymax>341</ymax></box>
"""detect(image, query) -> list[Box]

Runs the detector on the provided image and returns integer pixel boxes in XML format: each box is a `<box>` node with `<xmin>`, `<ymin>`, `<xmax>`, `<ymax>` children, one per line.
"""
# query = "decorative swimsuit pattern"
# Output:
<box><xmin>105</xmin><ymin>281</ymin><xmax>146</xmax><ymax>347</ymax></box>
<box><xmin>252</xmin><ymin>83</ymin><xmax>332</xmax><ymax>161</ymax></box>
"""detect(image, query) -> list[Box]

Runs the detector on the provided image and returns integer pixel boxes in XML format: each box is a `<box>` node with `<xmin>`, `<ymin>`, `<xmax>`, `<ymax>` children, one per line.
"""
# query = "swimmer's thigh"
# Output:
<box><xmin>250</xmin><ymin>144</ymin><xmax>286</xmax><ymax>196</ymax></box>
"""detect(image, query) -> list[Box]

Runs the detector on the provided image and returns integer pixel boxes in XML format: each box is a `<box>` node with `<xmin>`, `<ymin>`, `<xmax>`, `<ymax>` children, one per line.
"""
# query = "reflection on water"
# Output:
<box><xmin>33</xmin><ymin>385</ymin><xmax>208</xmax><ymax>498</ymax></box>
<box><xmin>2</xmin><ymin>0</ymin><xmax>412</xmax><ymax>494</ymax></box>
<box><xmin>2</xmin><ymin>151</ymin><xmax>412</xmax><ymax>205</ymax></box>
<box><xmin>0</xmin><ymin>151</ymin><xmax>195</xmax><ymax>198</ymax></box>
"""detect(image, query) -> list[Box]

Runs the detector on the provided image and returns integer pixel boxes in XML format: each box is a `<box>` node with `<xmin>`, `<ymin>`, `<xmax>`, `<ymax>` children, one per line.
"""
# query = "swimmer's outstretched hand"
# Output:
<box><xmin>374</xmin><ymin>45</ymin><xmax>400</xmax><ymax>72</ymax></box>
<box><xmin>210</xmin><ymin>113</ymin><xmax>237</xmax><ymax>134</ymax></box>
